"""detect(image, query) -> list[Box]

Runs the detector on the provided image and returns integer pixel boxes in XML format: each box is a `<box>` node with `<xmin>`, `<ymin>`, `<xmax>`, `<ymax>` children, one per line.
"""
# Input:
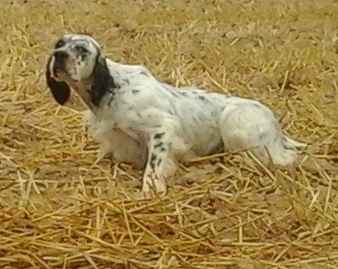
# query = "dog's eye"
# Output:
<box><xmin>75</xmin><ymin>46</ymin><xmax>89</xmax><ymax>54</ymax></box>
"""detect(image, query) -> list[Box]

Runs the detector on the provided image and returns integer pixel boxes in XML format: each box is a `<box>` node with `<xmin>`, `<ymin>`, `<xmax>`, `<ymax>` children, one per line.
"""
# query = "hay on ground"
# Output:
<box><xmin>0</xmin><ymin>0</ymin><xmax>338</xmax><ymax>268</ymax></box>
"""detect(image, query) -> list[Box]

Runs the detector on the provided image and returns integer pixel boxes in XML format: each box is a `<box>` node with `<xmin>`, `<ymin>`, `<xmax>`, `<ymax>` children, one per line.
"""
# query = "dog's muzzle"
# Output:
<box><xmin>51</xmin><ymin>50</ymin><xmax>69</xmax><ymax>77</ymax></box>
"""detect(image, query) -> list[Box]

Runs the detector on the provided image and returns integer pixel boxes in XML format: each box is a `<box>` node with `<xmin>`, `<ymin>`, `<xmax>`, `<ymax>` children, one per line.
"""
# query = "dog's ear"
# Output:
<box><xmin>90</xmin><ymin>56</ymin><xmax>115</xmax><ymax>107</ymax></box>
<box><xmin>45</xmin><ymin>56</ymin><xmax>70</xmax><ymax>105</ymax></box>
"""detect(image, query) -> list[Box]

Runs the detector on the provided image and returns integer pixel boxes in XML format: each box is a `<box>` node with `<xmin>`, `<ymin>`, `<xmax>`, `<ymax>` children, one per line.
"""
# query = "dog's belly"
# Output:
<box><xmin>174</xmin><ymin>117</ymin><xmax>223</xmax><ymax>159</ymax></box>
<box><xmin>187</xmin><ymin>130</ymin><xmax>224</xmax><ymax>157</ymax></box>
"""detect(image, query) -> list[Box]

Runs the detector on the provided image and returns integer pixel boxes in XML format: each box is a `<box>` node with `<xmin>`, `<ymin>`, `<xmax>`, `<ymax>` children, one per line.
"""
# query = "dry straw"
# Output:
<box><xmin>1</xmin><ymin>0</ymin><xmax>338</xmax><ymax>268</ymax></box>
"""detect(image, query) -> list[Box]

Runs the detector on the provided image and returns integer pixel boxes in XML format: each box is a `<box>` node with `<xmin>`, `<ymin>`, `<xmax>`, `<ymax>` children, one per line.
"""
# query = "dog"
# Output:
<box><xmin>45</xmin><ymin>33</ymin><xmax>307</xmax><ymax>198</ymax></box>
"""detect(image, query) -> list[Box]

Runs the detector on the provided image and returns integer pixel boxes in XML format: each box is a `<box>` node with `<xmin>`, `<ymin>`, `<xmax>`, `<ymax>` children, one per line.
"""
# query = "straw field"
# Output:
<box><xmin>1</xmin><ymin>0</ymin><xmax>338</xmax><ymax>268</ymax></box>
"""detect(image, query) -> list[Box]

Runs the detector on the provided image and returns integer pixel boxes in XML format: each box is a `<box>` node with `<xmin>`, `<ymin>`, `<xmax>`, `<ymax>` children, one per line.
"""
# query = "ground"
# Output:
<box><xmin>0</xmin><ymin>0</ymin><xmax>338</xmax><ymax>268</ymax></box>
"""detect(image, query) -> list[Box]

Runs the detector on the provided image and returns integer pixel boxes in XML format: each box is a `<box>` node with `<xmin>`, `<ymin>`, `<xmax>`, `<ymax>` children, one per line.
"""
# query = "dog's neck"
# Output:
<box><xmin>77</xmin><ymin>80</ymin><xmax>99</xmax><ymax>114</ymax></box>
<box><xmin>58</xmin><ymin>73</ymin><xmax>99</xmax><ymax>114</ymax></box>
<box><xmin>63</xmin><ymin>76</ymin><xmax>119</xmax><ymax>118</ymax></box>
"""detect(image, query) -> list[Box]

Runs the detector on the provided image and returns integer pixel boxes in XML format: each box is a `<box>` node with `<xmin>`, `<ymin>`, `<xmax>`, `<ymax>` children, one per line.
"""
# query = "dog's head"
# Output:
<box><xmin>46</xmin><ymin>34</ymin><xmax>113</xmax><ymax>107</ymax></box>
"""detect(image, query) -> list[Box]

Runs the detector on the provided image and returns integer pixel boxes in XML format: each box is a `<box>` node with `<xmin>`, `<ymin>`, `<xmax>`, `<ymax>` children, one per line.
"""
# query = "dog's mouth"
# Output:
<box><xmin>52</xmin><ymin>60</ymin><xmax>80</xmax><ymax>83</ymax></box>
<box><xmin>53</xmin><ymin>63</ymin><xmax>67</xmax><ymax>78</ymax></box>
<box><xmin>50</xmin><ymin>51</ymin><xmax>71</xmax><ymax>78</ymax></box>
<box><xmin>49</xmin><ymin>54</ymin><xmax>83</xmax><ymax>93</ymax></box>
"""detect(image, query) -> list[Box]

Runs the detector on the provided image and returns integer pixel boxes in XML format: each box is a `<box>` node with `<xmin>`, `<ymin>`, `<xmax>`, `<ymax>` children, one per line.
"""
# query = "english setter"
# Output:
<box><xmin>45</xmin><ymin>34</ymin><xmax>307</xmax><ymax>198</ymax></box>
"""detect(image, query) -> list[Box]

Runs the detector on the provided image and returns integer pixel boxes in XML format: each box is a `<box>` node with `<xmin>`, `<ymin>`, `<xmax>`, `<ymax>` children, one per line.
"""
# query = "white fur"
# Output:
<box><xmin>83</xmin><ymin>59</ymin><xmax>306</xmax><ymax>194</ymax></box>
<box><xmin>49</xmin><ymin>34</ymin><xmax>307</xmax><ymax>197</ymax></box>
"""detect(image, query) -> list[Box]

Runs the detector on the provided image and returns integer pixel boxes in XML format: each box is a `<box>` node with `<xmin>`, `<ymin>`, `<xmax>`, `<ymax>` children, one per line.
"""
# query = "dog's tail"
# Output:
<box><xmin>252</xmin><ymin>134</ymin><xmax>307</xmax><ymax>167</ymax></box>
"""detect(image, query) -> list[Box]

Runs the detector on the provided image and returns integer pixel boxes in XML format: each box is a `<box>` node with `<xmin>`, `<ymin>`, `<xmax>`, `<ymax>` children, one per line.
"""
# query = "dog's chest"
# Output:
<box><xmin>86</xmin><ymin>108</ymin><xmax>133</xmax><ymax>135</ymax></box>
<box><xmin>84</xmin><ymin>109</ymin><xmax>145</xmax><ymax>150</ymax></box>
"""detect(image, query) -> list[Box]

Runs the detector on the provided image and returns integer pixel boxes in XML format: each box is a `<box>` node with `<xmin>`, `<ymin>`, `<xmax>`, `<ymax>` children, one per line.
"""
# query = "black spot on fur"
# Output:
<box><xmin>150</xmin><ymin>153</ymin><xmax>157</xmax><ymax>170</ymax></box>
<box><xmin>154</xmin><ymin>133</ymin><xmax>165</xmax><ymax>140</ymax></box>
<box><xmin>123</xmin><ymin>79</ymin><xmax>130</xmax><ymax>84</ymax></box>
<box><xmin>259</xmin><ymin>132</ymin><xmax>267</xmax><ymax>141</ymax></box>
<box><xmin>107</xmin><ymin>95</ymin><xmax>115</xmax><ymax>106</ymax></box>
<box><xmin>199</xmin><ymin>96</ymin><xmax>208</xmax><ymax>102</ymax></box>
<box><xmin>91</xmin><ymin>56</ymin><xmax>119</xmax><ymax>107</ymax></box>
<box><xmin>132</xmin><ymin>89</ymin><xmax>140</xmax><ymax>94</ymax></box>
<box><xmin>154</xmin><ymin>142</ymin><xmax>163</xmax><ymax>148</ymax></box>
<box><xmin>45</xmin><ymin>56</ymin><xmax>70</xmax><ymax>105</ymax></box>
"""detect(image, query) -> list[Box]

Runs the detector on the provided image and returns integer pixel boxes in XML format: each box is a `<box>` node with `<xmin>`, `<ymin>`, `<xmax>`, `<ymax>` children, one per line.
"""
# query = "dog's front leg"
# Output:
<box><xmin>139</xmin><ymin>131</ymin><xmax>172</xmax><ymax>197</ymax></box>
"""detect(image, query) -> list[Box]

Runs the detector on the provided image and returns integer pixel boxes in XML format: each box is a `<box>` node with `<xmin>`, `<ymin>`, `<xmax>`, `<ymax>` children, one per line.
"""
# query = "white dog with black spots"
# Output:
<box><xmin>45</xmin><ymin>34</ymin><xmax>307</xmax><ymax>199</ymax></box>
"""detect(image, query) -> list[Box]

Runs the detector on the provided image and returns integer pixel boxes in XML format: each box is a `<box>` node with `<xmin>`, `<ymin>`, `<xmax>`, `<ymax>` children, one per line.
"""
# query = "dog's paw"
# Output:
<box><xmin>125</xmin><ymin>188</ymin><xmax>167</xmax><ymax>201</ymax></box>
<box><xmin>132</xmin><ymin>190</ymin><xmax>154</xmax><ymax>200</ymax></box>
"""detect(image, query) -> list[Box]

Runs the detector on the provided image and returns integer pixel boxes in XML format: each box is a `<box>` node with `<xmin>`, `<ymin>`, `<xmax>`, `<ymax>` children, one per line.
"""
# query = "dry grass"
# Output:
<box><xmin>1</xmin><ymin>0</ymin><xmax>338</xmax><ymax>268</ymax></box>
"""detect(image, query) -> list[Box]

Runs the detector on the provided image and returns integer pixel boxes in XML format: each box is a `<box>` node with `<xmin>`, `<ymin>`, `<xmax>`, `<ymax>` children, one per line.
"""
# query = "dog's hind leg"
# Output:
<box><xmin>219</xmin><ymin>101</ymin><xmax>307</xmax><ymax>167</ymax></box>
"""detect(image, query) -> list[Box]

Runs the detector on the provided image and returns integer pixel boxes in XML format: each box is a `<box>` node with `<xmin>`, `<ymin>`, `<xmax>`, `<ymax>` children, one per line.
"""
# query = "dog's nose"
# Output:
<box><xmin>54</xmin><ymin>51</ymin><xmax>68</xmax><ymax>61</ymax></box>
